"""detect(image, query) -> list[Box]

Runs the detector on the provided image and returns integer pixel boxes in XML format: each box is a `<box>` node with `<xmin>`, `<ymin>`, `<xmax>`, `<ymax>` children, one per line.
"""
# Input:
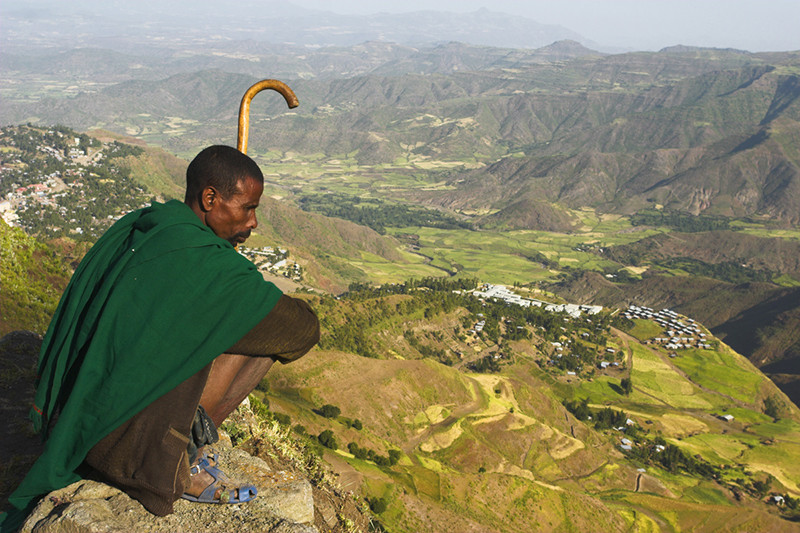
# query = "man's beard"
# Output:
<box><xmin>228</xmin><ymin>230</ymin><xmax>251</xmax><ymax>245</ymax></box>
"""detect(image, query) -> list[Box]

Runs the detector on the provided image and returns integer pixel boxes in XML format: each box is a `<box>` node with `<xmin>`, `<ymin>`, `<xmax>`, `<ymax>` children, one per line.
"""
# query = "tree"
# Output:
<box><xmin>317</xmin><ymin>429</ymin><xmax>337</xmax><ymax>450</ymax></box>
<box><xmin>388</xmin><ymin>449</ymin><xmax>402</xmax><ymax>466</ymax></box>
<box><xmin>368</xmin><ymin>497</ymin><xmax>388</xmax><ymax>514</ymax></box>
<box><xmin>752</xmin><ymin>478</ymin><xmax>771</xmax><ymax>498</ymax></box>
<box><xmin>621</xmin><ymin>377</ymin><xmax>633</xmax><ymax>395</ymax></box>
<box><xmin>764</xmin><ymin>395</ymin><xmax>781</xmax><ymax>419</ymax></box>
<box><xmin>318</xmin><ymin>404</ymin><xmax>341</xmax><ymax>419</ymax></box>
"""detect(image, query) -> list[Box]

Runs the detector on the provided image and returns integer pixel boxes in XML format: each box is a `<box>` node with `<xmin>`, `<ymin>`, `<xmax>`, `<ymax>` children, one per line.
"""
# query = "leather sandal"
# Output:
<box><xmin>181</xmin><ymin>458</ymin><xmax>257</xmax><ymax>504</ymax></box>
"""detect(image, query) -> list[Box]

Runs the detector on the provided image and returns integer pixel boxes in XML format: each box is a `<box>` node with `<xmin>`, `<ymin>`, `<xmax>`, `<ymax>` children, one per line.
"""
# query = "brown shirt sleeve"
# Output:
<box><xmin>225</xmin><ymin>294</ymin><xmax>320</xmax><ymax>364</ymax></box>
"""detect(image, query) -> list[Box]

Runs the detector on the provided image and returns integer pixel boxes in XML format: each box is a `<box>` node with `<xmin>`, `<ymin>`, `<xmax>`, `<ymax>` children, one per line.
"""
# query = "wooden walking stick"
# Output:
<box><xmin>237</xmin><ymin>79</ymin><xmax>299</xmax><ymax>155</ymax></box>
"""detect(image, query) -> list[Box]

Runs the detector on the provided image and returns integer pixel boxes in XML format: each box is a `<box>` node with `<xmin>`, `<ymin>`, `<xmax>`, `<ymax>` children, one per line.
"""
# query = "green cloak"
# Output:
<box><xmin>1</xmin><ymin>200</ymin><xmax>282</xmax><ymax>530</ymax></box>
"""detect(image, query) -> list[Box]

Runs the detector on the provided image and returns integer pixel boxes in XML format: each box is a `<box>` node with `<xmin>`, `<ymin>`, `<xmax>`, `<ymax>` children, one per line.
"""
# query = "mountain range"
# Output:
<box><xmin>4</xmin><ymin>44</ymin><xmax>800</xmax><ymax>227</ymax></box>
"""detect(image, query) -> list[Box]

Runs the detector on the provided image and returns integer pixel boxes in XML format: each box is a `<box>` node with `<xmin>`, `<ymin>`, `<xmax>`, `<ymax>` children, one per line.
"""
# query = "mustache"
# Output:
<box><xmin>229</xmin><ymin>230</ymin><xmax>251</xmax><ymax>244</ymax></box>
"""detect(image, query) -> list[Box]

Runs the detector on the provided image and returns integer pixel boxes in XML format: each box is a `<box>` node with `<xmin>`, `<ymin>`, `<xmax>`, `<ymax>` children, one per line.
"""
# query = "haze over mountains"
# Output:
<box><xmin>1</xmin><ymin>1</ymin><xmax>586</xmax><ymax>53</ymax></box>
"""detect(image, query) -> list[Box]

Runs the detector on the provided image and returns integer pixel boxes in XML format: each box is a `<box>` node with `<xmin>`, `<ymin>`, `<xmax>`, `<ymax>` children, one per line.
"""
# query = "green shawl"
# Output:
<box><xmin>2</xmin><ymin>200</ymin><xmax>282</xmax><ymax>529</ymax></box>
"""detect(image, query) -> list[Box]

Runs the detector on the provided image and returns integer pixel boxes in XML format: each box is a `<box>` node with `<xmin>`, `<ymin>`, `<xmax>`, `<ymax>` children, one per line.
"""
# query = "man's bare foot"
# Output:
<box><xmin>194</xmin><ymin>446</ymin><xmax>218</xmax><ymax>468</ymax></box>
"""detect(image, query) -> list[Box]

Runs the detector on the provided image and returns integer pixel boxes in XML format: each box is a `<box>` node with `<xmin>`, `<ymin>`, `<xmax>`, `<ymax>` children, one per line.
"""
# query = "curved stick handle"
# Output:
<box><xmin>237</xmin><ymin>79</ymin><xmax>299</xmax><ymax>154</ymax></box>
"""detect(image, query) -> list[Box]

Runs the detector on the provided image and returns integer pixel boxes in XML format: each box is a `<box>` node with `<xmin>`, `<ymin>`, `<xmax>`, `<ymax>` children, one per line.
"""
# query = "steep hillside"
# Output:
<box><xmin>0</xmin><ymin>222</ymin><xmax>73</xmax><ymax>335</ymax></box>
<box><xmin>547</xmin><ymin>269</ymin><xmax>800</xmax><ymax>404</ymax></box>
<box><xmin>255</xmin><ymin>197</ymin><xmax>404</xmax><ymax>292</ymax></box>
<box><xmin>261</xmin><ymin>284</ymin><xmax>800</xmax><ymax>532</ymax></box>
<box><xmin>603</xmin><ymin>230</ymin><xmax>800</xmax><ymax>278</ymax></box>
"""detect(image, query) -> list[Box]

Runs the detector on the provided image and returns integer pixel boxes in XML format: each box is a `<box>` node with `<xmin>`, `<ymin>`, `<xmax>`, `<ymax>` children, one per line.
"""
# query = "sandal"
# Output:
<box><xmin>182</xmin><ymin>458</ymin><xmax>258</xmax><ymax>504</ymax></box>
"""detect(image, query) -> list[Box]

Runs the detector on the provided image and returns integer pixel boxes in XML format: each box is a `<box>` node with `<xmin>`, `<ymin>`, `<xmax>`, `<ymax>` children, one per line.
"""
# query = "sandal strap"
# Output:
<box><xmin>182</xmin><ymin>458</ymin><xmax>258</xmax><ymax>504</ymax></box>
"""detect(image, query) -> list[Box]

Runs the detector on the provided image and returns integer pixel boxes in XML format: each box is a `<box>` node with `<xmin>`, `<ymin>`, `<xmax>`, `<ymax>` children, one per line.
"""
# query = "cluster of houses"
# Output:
<box><xmin>624</xmin><ymin>305</ymin><xmax>713</xmax><ymax>350</ymax></box>
<box><xmin>620</xmin><ymin>437</ymin><xmax>666</xmax><ymax>454</ymax></box>
<box><xmin>469</xmin><ymin>314</ymin><xmax>486</xmax><ymax>334</ymax></box>
<box><xmin>239</xmin><ymin>245</ymin><xmax>303</xmax><ymax>281</ymax></box>
<box><xmin>2</xmin><ymin>175</ymin><xmax>81</xmax><ymax>227</ymax></box>
<box><xmin>472</xmin><ymin>284</ymin><xmax>603</xmax><ymax>317</ymax></box>
<box><xmin>39</xmin><ymin>142</ymin><xmax>91</xmax><ymax>162</ymax></box>
<box><xmin>1</xmin><ymin>131</ymin><xmax>124</xmax><ymax>233</ymax></box>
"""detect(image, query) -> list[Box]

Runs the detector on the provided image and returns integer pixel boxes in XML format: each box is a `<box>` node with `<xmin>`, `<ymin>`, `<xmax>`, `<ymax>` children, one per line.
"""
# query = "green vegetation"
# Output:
<box><xmin>621</xmin><ymin>377</ymin><xmax>633</xmax><ymax>395</ymax></box>
<box><xmin>625</xmin><ymin>319</ymin><xmax>663</xmax><ymax>341</ymax></box>
<box><xmin>653</xmin><ymin>257</ymin><xmax>774</xmax><ymax>283</ymax></box>
<box><xmin>670</xmin><ymin>347</ymin><xmax>762</xmax><ymax>404</ymax></box>
<box><xmin>317</xmin><ymin>404</ymin><xmax>341</xmax><ymax>419</ymax></box>
<box><xmin>0</xmin><ymin>222</ymin><xmax>73</xmax><ymax>335</ymax></box>
<box><xmin>631</xmin><ymin>210</ymin><xmax>731</xmax><ymax>232</ymax></box>
<box><xmin>317</xmin><ymin>429</ymin><xmax>337</xmax><ymax>450</ymax></box>
<box><xmin>626</xmin><ymin>437</ymin><xmax>719</xmax><ymax>479</ymax></box>
<box><xmin>630</xmin><ymin>344</ymin><xmax>717</xmax><ymax>409</ymax></box>
<box><xmin>298</xmin><ymin>193</ymin><xmax>472</xmax><ymax>234</ymax></box>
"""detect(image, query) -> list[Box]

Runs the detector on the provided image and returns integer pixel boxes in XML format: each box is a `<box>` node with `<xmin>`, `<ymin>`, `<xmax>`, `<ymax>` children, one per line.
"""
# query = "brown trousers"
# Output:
<box><xmin>85</xmin><ymin>295</ymin><xmax>320</xmax><ymax>516</ymax></box>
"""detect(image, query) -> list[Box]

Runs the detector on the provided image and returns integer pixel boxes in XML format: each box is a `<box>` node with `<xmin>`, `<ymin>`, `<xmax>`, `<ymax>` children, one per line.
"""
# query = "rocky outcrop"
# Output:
<box><xmin>19</xmin><ymin>444</ymin><xmax>317</xmax><ymax>533</ymax></box>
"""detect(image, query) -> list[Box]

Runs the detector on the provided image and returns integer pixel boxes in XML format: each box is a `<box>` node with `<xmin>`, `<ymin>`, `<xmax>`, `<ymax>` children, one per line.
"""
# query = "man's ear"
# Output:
<box><xmin>200</xmin><ymin>186</ymin><xmax>218</xmax><ymax>212</ymax></box>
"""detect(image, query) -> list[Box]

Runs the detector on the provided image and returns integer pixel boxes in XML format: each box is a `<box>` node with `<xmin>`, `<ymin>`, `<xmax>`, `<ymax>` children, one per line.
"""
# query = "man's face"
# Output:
<box><xmin>205</xmin><ymin>177</ymin><xmax>263</xmax><ymax>246</ymax></box>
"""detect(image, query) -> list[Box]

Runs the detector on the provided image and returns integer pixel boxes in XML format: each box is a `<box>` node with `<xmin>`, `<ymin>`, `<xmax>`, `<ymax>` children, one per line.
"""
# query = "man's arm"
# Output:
<box><xmin>225</xmin><ymin>294</ymin><xmax>320</xmax><ymax>363</ymax></box>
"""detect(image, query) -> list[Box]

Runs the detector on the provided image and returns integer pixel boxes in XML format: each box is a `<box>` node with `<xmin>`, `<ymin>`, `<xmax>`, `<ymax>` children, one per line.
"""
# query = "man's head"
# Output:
<box><xmin>184</xmin><ymin>145</ymin><xmax>265</xmax><ymax>245</ymax></box>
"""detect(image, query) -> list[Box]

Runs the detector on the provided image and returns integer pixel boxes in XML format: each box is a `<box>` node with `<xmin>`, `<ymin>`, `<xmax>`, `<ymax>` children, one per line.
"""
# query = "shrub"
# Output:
<box><xmin>388</xmin><ymin>449</ymin><xmax>402</xmax><ymax>466</ymax></box>
<box><xmin>274</xmin><ymin>412</ymin><xmax>291</xmax><ymax>426</ymax></box>
<box><xmin>621</xmin><ymin>377</ymin><xmax>633</xmax><ymax>395</ymax></box>
<box><xmin>368</xmin><ymin>497</ymin><xmax>388</xmax><ymax>514</ymax></box>
<box><xmin>318</xmin><ymin>404</ymin><xmax>341</xmax><ymax>419</ymax></box>
<box><xmin>249</xmin><ymin>395</ymin><xmax>270</xmax><ymax>419</ymax></box>
<box><xmin>318</xmin><ymin>429</ymin><xmax>337</xmax><ymax>450</ymax></box>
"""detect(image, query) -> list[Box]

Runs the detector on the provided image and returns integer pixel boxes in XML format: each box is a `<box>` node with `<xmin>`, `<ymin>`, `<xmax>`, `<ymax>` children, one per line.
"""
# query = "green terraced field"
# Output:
<box><xmin>630</xmin><ymin>344</ymin><xmax>718</xmax><ymax>410</ymax></box>
<box><xmin>670</xmin><ymin>347</ymin><xmax>763</xmax><ymax>404</ymax></box>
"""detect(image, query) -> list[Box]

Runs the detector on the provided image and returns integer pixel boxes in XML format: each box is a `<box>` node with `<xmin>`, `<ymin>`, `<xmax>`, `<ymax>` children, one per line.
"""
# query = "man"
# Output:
<box><xmin>2</xmin><ymin>145</ymin><xmax>319</xmax><ymax>529</ymax></box>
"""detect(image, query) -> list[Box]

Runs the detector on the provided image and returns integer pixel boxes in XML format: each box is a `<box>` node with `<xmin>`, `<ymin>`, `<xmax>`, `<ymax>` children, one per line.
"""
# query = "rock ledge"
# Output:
<box><xmin>20</xmin><ymin>446</ymin><xmax>317</xmax><ymax>533</ymax></box>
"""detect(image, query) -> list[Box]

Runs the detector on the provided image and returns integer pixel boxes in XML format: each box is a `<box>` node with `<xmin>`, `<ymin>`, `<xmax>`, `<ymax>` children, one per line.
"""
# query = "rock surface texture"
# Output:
<box><xmin>19</xmin><ymin>444</ymin><xmax>317</xmax><ymax>533</ymax></box>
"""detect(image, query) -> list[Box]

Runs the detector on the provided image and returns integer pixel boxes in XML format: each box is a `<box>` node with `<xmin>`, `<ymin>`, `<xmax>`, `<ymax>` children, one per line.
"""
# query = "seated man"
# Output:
<box><xmin>3</xmin><ymin>145</ymin><xmax>319</xmax><ymax>528</ymax></box>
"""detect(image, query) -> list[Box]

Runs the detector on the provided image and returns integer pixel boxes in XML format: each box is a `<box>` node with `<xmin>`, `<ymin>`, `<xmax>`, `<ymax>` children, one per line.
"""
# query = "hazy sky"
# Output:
<box><xmin>287</xmin><ymin>0</ymin><xmax>800</xmax><ymax>52</ymax></box>
<box><xmin>3</xmin><ymin>0</ymin><xmax>798</xmax><ymax>53</ymax></box>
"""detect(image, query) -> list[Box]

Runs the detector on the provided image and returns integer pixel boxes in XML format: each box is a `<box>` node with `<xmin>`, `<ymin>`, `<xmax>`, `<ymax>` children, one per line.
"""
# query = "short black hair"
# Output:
<box><xmin>184</xmin><ymin>145</ymin><xmax>264</xmax><ymax>203</ymax></box>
